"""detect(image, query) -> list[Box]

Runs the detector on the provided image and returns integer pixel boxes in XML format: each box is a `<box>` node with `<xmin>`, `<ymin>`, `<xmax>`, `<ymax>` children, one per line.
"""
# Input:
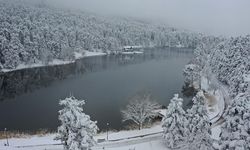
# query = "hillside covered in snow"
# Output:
<box><xmin>184</xmin><ymin>35</ymin><xmax>250</xmax><ymax>149</ymax></box>
<box><xmin>0</xmin><ymin>0</ymin><xmax>201</xmax><ymax>71</ymax></box>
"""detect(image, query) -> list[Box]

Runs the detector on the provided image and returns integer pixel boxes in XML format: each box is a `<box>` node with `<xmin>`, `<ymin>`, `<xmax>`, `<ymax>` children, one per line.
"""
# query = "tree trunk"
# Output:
<box><xmin>139</xmin><ymin>123</ymin><xmax>142</xmax><ymax>130</ymax></box>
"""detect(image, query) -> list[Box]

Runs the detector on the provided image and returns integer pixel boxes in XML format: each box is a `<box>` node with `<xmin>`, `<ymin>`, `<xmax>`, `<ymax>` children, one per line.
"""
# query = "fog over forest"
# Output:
<box><xmin>45</xmin><ymin>0</ymin><xmax>250</xmax><ymax>37</ymax></box>
<box><xmin>0</xmin><ymin>0</ymin><xmax>250</xmax><ymax>150</ymax></box>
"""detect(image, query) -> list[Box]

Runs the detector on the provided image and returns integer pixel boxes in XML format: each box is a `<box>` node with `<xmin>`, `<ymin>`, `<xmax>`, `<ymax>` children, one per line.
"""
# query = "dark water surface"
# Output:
<box><xmin>0</xmin><ymin>48</ymin><xmax>193</xmax><ymax>132</ymax></box>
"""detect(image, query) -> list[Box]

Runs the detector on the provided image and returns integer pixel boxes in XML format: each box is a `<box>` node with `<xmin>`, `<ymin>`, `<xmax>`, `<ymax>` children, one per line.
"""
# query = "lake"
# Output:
<box><xmin>0</xmin><ymin>48</ymin><xmax>193</xmax><ymax>132</ymax></box>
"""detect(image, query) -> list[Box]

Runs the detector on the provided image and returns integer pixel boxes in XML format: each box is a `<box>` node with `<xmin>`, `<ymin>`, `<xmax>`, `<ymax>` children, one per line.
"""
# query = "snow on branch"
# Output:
<box><xmin>121</xmin><ymin>93</ymin><xmax>161</xmax><ymax>130</ymax></box>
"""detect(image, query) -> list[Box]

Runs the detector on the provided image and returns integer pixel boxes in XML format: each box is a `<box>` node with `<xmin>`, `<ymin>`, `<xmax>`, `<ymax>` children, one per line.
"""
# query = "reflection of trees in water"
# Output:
<box><xmin>182</xmin><ymin>82</ymin><xmax>197</xmax><ymax>98</ymax></box>
<box><xmin>0</xmin><ymin>64</ymin><xmax>77</xmax><ymax>101</ymax></box>
<box><xmin>181</xmin><ymin>82</ymin><xmax>197</xmax><ymax>108</ymax></box>
<box><xmin>0</xmin><ymin>48</ymin><xmax>193</xmax><ymax>101</ymax></box>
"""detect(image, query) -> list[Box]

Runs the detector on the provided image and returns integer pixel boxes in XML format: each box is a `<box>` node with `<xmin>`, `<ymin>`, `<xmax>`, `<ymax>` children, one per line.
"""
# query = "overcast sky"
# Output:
<box><xmin>47</xmin><ymin>0</ymin><xmax>250</xmax><ymax>37</ymax></box>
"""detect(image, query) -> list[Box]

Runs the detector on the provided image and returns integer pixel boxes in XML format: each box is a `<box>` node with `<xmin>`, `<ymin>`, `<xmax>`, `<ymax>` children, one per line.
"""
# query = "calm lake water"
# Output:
<box><xmin>0</xmin><ymin>48</ymin><xmax>193</xmax><ymax>132</ymax></box>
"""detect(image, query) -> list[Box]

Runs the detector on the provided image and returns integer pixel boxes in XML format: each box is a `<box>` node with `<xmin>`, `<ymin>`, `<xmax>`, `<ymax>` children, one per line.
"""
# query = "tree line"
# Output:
<box><xmin>0</xmin><ymin>0</ymin><xmax>201</xmax><ymax>70</ymax></box>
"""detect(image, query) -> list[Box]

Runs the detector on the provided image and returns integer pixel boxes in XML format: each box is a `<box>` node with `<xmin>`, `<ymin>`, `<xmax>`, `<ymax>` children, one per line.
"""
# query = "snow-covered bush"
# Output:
<box><xmin>162</xmin><ymin>94</ymin><xmax>187</xmax><ymax>149</ymax></box>
<box><xmin>55</xmin><ymin>96</ymin><xmax>98</xmax><ymax>150</ymax></box>
<box><xmin>121</xmin><ymin>93</ymin><xmax>161</xmax><ymax>130</ymax></box>
<box><xmin>219</xmin><ymin>93</ymin><xmax>250</xmax><ymax>150</ymax></box>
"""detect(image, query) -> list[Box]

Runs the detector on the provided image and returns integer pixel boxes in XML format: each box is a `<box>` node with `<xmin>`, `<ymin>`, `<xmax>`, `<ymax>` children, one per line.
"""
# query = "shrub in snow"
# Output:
<box><xmin>162</xmin><ymin>94</ymin><xmax>187</xmax><ymax>149</ymax></box>
<box><xmin>186</xmin><ymin>91</ymin><xmax>214</xmax><ymax>150</ymax></box>
<box><xmin>219</xmin><ymin>93</ymin><xmax>250</xmax><ymax>150</ymax></box>
<box><xmin>55</xmin><ymin>96</ymin><xmax>98</xmax><ymax>150</ymax></box>
<box><xmin>121</xmin><ymin>93</ymin><xmax>161</xmax><ymax>130</ymax></box>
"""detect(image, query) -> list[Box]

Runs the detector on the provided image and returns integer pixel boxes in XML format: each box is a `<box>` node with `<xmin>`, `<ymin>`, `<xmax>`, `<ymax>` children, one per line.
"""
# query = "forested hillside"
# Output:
<box><xmin>193</xmin><ymin>36</ymin><xmax>249</xmax><ymax>97</ymax></box>
<box><xmin>209</xmin><ymin>36</ymin><xmax>250</xmax><ymax>149</ymax></box>
<box><xmin>0</xmin><ymin>0</ymin><xmax>200</xmax><ymax>70</ymax></box>
<box><xmin>209</xmin><ymin>36</ymin><xmax>250</xmax><ymax>97</ymax></box>
<box><xmin>186</xmin><ymin>35</ymin><xmax>250</xmax><ymax>149</ymax></box>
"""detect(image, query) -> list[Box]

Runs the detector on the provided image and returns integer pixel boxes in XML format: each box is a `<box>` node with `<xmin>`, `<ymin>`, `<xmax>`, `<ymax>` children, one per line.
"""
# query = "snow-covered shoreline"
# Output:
<box><xmin>0</xmin><ymin>123</ymin><xmax>163</xmax><ymax>150</ymax></box>
<box><xmin>0</xmin><ymin>51</ymin><xmax>106</xmax><ymax>73</ymax></box>
<box><xmin>0</xmin><ymin>49</ymin><xmax>147</xmax><ymax>73</ymax></box>
<box><xmin>0</xmin><ymin>45</ymin><xmax>195</xmax><ymax>73</ymax></box>
<box><xmin>0</xmin><ymin>118</ymin><xmax>224</xmax><ymax>150</ymax></box>
<box><xmin>120</xmin><ymin>51</ymin><xmax>143</xmax><ymax>55</ymax></box>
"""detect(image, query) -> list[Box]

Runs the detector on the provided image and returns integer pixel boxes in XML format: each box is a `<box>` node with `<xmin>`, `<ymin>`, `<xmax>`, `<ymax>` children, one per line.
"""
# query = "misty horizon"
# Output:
<box><xmin>42</xmin><ymin>0</ymin><xmax>250</xmax><ymax>37</ymax></box>
<box><xmin>0</xmin><ymin>0</ymin><xmax>249</xmax><ymax>149</ymax></box>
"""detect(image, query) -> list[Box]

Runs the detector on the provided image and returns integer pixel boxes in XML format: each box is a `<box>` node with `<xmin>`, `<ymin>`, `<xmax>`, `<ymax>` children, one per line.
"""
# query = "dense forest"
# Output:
<box><xmin>186</xmin><ymin>35</ymin><xmax>250</xmax><ymax>149</ymax></box>
<box><xmin>193</xmin><ymin>36</ymin><xmax>250</xmax><ymax>97</ymax></box>
<box><xmin>0</xmin><ymin>0</ymin><xmax>201</xmax><ymax>70</ymax></box>
<box><xmin>209</xmin><ymin>36</ymin><xmax>250</xmax><ymax>97</ymax></box>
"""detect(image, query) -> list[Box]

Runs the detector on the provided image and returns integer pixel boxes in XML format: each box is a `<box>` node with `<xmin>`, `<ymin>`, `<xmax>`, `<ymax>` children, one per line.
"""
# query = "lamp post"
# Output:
<box><xmin>106</xmin><ymin>123</ymin><xmax>109</xmax><ymax>141</ymax></box>
<box><xmin>4</xmin><ymin>128</ymin><xmax>9</xmax><ymax>146</ymax></box>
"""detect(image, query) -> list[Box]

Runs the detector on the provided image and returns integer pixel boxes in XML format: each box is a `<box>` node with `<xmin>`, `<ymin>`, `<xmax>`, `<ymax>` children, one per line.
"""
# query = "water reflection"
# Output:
<box><xmin>0</xmin><ymin>48</ymin><xmax>193</xmax><ymax>131</ymax></box>
<box><xmin>0</xmin><ymin>48</ymin><xmax>193</xmax><ymax>101</ymax></box>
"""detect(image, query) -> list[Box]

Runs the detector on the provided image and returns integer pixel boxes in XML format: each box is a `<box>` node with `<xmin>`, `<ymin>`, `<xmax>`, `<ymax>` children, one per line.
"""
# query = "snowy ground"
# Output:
<box><xmin>1</xmin><ymin>51</ymin><xmax>106</xmax><ymax>73</ymax></box>
<box><xmin>96</xmin><ymin>140</ymin><xmax>166</xmax><ymax>150</ymax></box>
<box><xmin>0</xmin><ymin>115</ymin><xmax>224</xmax><ymax>150</ymax></box>
<box><xmin>1</xmin><ymin>59</ymin><xmax>73</xmax><ymax>73</ymax></box>
<box><xmin>0</xmin><ymin>123</ymin><xmax>164</xmax><ymax>150</ymax></box>
<box><xmin>121</xmin><ymin>51</ymin><xmax>143</xmax><ymax>55</ymax></box>
<box><xmin>123</xmin><ymin>46</ymin><xmax>144</xmax><ymax>49</ymax></box>
<box><xmin>1</xmin><ymin>139</ymin><xmax>167</xmax><ymax>150</ymax></box>
<box><xmin>80</xmin><ymin>51</ymin><xmax>106</xmax><ymax>58</ymax></box>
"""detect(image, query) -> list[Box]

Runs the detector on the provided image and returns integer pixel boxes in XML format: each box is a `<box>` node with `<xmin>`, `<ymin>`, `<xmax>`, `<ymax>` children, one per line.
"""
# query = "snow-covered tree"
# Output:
<box><xmin>183</xmin><ymin>63</ymin><xmax>201</xmax><ymax>86</ymax></box>
<box><xmin>0</xmin><ymin>0</ymin><xmax>201</xmax><ymax>71</ymax></box>
<box><xmin>186</xmin><ymin>91</ymin><xmax>214</xmax><ymax>150</ymax></box>
<box><xmin>209</xmin><ymin>36</ymin><xmax>250</xmax><ymax>97</ymax></box>
<box><xmin>121</xmin><ymin>93</ymin><xmax>161</xmax><ymax>130</ymax></box>
<box><xmin>55</xmin><ymin>96</ymin><xmax>98</xmax><ymax>150</ymax></box>
<box><xmin>162</xmin><ymin>94</ymin><xmax>187</xmax><ymax>149</ymax></box>
<box><xmin>1</xmin><ymin>36</ymin><xmax>22</xmax><ymax>69</ymax></box>
<box><xmin>219</xmin><ymin>93</ymin><xmax>250</xmax><ymax>150</ymax></box>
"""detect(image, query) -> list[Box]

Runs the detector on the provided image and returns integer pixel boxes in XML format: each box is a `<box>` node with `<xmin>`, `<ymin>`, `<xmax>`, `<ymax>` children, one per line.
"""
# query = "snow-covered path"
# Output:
<box><xmin>12</xmin><ymin>139</ymin><xmax>167</xmax><ymax>150</ymax></box>
<box><xmin>96</xmin><ymin>132</ymin><xmax>162</xmax><ymax>149</ymax></box>
<box><xmin>7</xmin><ymin>133</ymin><xmax>165</xmax><ymax>150</ymax></box>
<box><xmin>101</xmin><ymin>140</ymin><xmax>167</xmax><ymax>150</ymax></box>
<box><xmin>14</xmin><ymin>133</ymin><xmax>164</xmax><ymax>150</ymax></box>
<box><xmin>201</xmin><ymin>74</ymin><xmax>230</xmax><ymax>125</ymax></box>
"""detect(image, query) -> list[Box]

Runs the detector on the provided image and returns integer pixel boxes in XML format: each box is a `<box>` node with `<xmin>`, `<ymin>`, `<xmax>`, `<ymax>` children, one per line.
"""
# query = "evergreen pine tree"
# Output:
<box><xmin>186</xmin><ymin>91</ymin><xmax>214</xmax><ymax>150</ymax></box>
<box><xmin>55</xmin><ymin>96</ymin><xmax>98</xmax><ymax>150</ymax></box>
<box><xmin>162</xmin><ymin>94</ymin><xmax>187</xmax><ymax>149</ymax></box>
<box><xmin>219</xmin><ymin>93</ymin><xmax>250</xmax><ymax>150</ymax></box>
<box><xmin>2</xmin><ymin>36</ymin><xmax>22</xmax><ymax>69</ymax></box>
